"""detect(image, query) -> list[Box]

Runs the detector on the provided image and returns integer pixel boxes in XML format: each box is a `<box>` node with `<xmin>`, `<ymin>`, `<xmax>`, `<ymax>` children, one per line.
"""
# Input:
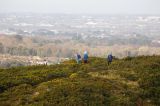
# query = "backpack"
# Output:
<box><xmin>84</xmin><ymin>54</ymin><xmax>88</xmax><ymax>60</ymax></box>
<box><xmin>77</xmin><ymin>54</ymin><xmax>81</xmax><ymax>59</ymax></box>
<box><xmin>108</xmin><ymin>55</ymin><xmax>113</xmax><ymax>61</ymax></box>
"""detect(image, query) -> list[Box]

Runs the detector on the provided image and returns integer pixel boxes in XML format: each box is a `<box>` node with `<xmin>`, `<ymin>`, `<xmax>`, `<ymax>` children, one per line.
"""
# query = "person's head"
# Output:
<box><xmin>84</xmin><ymin>51</ymin><xmax>88</xmax><ymax>54</ymax></box>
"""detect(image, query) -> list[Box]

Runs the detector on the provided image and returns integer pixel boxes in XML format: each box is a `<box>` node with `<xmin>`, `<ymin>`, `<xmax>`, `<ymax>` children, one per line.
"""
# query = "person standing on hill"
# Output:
<box><xmin>76</xmin><ymin>53</ymin><xmax>81</xmax><ymax>64</ymax></box>
<box><xmin>83</xmin><ymin>51</ymin><xmax>88</xmax><ymax>63</ymax></box>
<box><xmin>107</xmin><ymin>54</ymin><xmax>113</xmax><ymax>65</ymax></box>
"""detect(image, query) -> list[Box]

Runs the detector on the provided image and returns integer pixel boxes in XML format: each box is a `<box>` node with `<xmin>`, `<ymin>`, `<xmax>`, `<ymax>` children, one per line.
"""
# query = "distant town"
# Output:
<box><xmin>0</xmin><ymin>13</ymin><xmax>160</xmax><ymax>67</ymax></box>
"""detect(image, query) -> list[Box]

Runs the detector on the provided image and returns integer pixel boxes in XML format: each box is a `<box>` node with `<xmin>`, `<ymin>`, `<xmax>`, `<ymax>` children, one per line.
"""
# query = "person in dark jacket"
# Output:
<box><xmin>107</xmin><ymin>54</ymin><xmax>113</xmax><ymax>65</ymax></box>
<box><xmin>76</xmin><ymin>53</ymin><xmax>81</xmax><ymax>64</ymax></box>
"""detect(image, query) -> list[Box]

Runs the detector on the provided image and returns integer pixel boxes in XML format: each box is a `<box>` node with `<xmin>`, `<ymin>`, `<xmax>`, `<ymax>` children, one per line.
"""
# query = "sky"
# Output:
<box><xmin>0</xmin><ymin>0</ymin><xmax>160</xmax><ymax>14</ymax></box>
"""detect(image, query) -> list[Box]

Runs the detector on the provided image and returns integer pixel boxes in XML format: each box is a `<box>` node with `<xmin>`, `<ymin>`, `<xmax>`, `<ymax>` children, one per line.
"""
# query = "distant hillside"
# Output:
<box><xmin>1</xmin><ymin>34</ymin><xmax>160</xmax><ymax>59</ymax></box>
<box><xmin>0</xmin><ymin>56</ymin><xmax>160</xmax><ymax>106</ymax></box>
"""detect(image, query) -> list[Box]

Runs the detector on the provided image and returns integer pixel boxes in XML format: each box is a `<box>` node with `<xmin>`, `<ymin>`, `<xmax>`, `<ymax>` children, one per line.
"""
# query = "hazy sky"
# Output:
<box><xmin>0</xmin><ymin>0</ymin><xmax>160</xmax><ymax>14</ymax></box>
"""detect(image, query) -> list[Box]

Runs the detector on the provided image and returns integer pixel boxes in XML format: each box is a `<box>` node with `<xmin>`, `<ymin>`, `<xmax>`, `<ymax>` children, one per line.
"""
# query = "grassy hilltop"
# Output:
<box><xmin>0</xmin><ymin>56</ymin><xmax>160</xmax><ymax>106</ymax></box>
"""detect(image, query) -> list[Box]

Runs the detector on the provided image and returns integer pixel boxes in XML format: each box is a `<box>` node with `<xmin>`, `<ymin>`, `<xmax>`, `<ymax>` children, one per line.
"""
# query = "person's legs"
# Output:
<box><xmin>78</xmin><ymin>59</ymin><xmax>82</xmax><ymax>64</ymax></box>
<box><xmin>108</xmin><ymin>61</ymin><xmax>110</xmax><ymax>65</ymax></box>
<box><xmin>84</xmin><ymin>60</ymin><xmax>87</xmax><ymax>63</ymax></box>
<box><xmin>77</xmin><ymin>59</ymin><xmax>79</xmax><ymax>64</ymax></box>
<box><xmin>108</xmin><ymin>60</ymin><xmax>112</xmax><ymax>65</ymax></box>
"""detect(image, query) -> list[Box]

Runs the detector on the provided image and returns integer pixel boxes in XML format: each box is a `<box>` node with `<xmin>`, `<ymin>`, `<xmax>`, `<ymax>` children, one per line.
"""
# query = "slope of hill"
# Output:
<box><xmin>0</xmin><ymin>56</ymin><xmax>159</xmax><ymax>106</ymax></box>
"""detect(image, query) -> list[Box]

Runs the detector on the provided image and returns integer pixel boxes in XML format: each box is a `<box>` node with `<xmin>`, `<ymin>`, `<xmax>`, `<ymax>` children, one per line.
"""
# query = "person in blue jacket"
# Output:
<box><xmin>107</xmin><ymin>53</ymin><xmax>113</xmax><ymax>65</ymax></box>
<box><xmin>83</xmin><ymin>51</ymin><xmax>88</xmax><ymax>63</ymax></box>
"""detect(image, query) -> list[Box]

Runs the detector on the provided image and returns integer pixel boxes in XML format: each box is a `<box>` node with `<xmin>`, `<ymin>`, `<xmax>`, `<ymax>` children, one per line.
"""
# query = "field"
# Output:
<box><xmin>0</xmin><ymin>56</ymin><xmax>160</xmax><ymax>106</ymax></box>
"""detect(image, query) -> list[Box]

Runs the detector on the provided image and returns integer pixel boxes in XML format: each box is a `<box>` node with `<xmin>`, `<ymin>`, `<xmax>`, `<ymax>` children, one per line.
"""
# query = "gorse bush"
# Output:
<box><xmin>0</xmin><ymin>56</ymin><xmax>160</xmax><ymax>106</ymax></box>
